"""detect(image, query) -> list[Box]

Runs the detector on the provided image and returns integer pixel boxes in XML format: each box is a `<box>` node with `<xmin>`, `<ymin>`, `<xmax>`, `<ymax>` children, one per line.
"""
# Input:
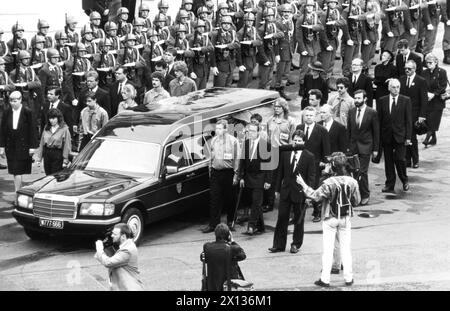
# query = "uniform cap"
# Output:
<box><xmin>147</xmin><ymin>28</ymin><xmax>158</xmax><ymax>37</ymax></box>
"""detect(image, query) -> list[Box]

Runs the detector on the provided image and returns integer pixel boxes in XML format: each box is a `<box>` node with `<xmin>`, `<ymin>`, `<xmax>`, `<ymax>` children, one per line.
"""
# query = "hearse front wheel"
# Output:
<box><xmin>122</xmin><ymin>208</ymin><xmax>144</xmax><ymax>245</ymax></box>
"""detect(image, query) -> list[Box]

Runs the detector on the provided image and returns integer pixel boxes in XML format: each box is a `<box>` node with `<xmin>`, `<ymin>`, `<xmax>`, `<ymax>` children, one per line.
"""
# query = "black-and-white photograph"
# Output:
<box><xmin>0</xmin><ymin>0</ymin><xmax>449</xmax><ymax>297</ymax></box>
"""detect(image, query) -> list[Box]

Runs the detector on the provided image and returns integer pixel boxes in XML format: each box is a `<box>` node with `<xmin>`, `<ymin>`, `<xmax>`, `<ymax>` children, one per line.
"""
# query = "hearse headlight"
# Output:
<box><xmin>17</xmin><ymin>194</ymin><xmax>33</xmax><ymax>209</ymax></box>
<box><xmin>80</xmin><ymin>203</ymin><xmax>115</xmax><ymax>216</ymax></box>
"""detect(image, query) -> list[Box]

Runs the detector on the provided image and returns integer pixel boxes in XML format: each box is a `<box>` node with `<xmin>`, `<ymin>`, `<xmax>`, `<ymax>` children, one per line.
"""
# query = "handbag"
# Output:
<box><xmin>223</xmin><ymin>244</ymin><xmax>254</xmax><ymax>291</ymax></box>
<box><xmin>414</xmin><ymin>120</ymin><xmax>428</xmax><ymax>135</ymax></box>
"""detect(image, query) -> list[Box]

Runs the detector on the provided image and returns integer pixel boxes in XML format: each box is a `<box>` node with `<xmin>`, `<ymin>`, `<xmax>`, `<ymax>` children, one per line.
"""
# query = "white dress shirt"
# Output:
<box><xmin>290</xmin><ymin>150</ymin><xmax>302</xmax><ymax>172</ymax></box>
<box><xmin>50</xmin><ymin>100</ymin><xmax>60</xmax><ymax>110</ymax></box>
<box><xmin>406</xmin><ymin>73</ymin><xmax>415</xmax><ymax>88</ymax></box>
<box><xmin>352</xmin><ymin>73</ymin><xmax>360</xmax><ymax>84</ymax></box>
<box><xmin>323</xmin><ymin>119</ymin><xmax>333</xmax><ymax>132</ymax></box>
<box><xmin>12</xmin><ymin>106</ymin><xmax>23</xmax><ymax>130</ymax></box>
<box><xmin>356</xmin><ymin>105</ymin><xmax>367</xmax><ymax>128</ymax></box>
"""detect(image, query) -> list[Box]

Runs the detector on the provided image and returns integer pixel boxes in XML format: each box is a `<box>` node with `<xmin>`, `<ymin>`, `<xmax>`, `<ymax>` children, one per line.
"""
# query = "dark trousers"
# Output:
<box><xmin>248</xmin><ymin>188</ymin><xmax>265</xmax><ymax>231</ymax></box>
<box><xmin>238</xmin><ymin>67</ymin><xmax>254</xmax><ymax>88</ymax></box>
<box><xmin>342</xmin><ymin>41</ymin><xmax>361</xmax><ymax>76</ymax></box>
<box><xmin>358</xmin><ymin>154</ymin><xmax>371</xmax><ymax>199</ymax></box>
<box><xmin>383</xmin><ymin>141</ymin><xmax>408</xmax><ymax>188</ymax></box>
<box><xmin>209</xmin><ymin>169</ymin><xmax>236</xmax><ymax>227</ymax></box>
<box><xmin>43</xmin><ymin>147</ymin><xmax>63</xmax><ymax>176</ymax></box>
<box><xmin>273</xmin><ymin>195</ymin><xmax>306</xmax><ymax>250</ymax></box>
<box><xmin>312</xmin><ymin>162</ymin><xmax>321</xmax><ymax>217</ymax></box>
<box><xmin>406</xmin><ymin>126</ymin><xmax>419</xmax><ymax>165</ymax></box>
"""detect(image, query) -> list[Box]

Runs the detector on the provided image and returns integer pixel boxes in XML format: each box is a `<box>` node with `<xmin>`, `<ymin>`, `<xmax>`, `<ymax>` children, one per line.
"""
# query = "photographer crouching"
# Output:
<box><xmin>95</xmin><ymin>223</ymin><xmax>144</xmax><ymax>291</ymax></box>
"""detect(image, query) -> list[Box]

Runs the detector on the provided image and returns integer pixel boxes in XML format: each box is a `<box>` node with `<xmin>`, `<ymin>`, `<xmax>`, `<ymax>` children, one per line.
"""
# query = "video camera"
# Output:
<box><xmin>102</xmin><ymin>228</ymin><xmax>117</xmax><ymax>257</ymax></box>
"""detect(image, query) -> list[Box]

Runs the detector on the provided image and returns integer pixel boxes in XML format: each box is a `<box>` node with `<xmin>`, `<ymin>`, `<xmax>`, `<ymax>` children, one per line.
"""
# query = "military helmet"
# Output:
<box><xmin>124</xmin><ymin>33</ymin><xmax>137</xmax><ymax>41</ymax></box>
<box><xmin>75</xmin><ymin>42</ymin><xmax>87</xmax><ymax>52</ymax></box>
<box><xmin>194</xmin><ymin>19</ymin><xmax>207</xmax><ymax>28</ymax></box>
<box><xmin>244</xmin><ymin>12</ymin><xmax>255</xmax><ymax>21</ymax></box>
<box><xmin>154</xmin><ymin>13</ymin><xmax>168</xmax><ymax>23</ymax></box>
<box><xmin>117</xmin><ymin>7</ymin><xmax>130</xmax><ymax>15</ymax></box>
<box><xmin>55</xmin><ymin>30</ymin><xmax>68</xmax><ymax>41</ymax></box>
<box><xmin>0</xmin><ymin>57</ymin><xmax>6</xmax><ymax>65</ymax></box>
<box><xmin>66</xmin><ymin>15</ymin><xmax>77</xmax><ymax>25</ymax></box>
<box><xmin>178</xmin><ymin>10</ymin><xmax>190</xmax><ymax>19</ymax></box>
<box><xmin>221</xmin><ymin>15</ymin><xmax>233</xmax><ymax>24</ymax></box>
<box><xmin>47</xmin><ymin>48</ymin><xmax>60</xmax><ymax>59</ymax></box>
<box><xmin>279</xmin><ymin>4</ymin><xmax>292</xmax><ymax>12</ymax></box>
<box><xmin>133</xmin><ymin>18</ymin><xmax>146</xmax><ymax>26</ymax></box>
<box><xmin>305</xmin><ymin>0</ymin><xmax>315</xmax><ymax>6</ymax></box>
<box><xmin>158</xmin><ymin>0</ymin><xmax>169</xmax><ymax>9</ymax></box>
<box><xmin>81</xmin><ymin>24</ymin><xmax>93</xmax><ymax>36</ymax></box>
<box><xmin>327</xmin><ymin>0</ymin><xmax>339</xmax><ymax>2</ymax></box>
<box><xmin>11</xmin><ymin>23</ymin><xmax>25</xmax><ymax>33</ymax></box>
<box><xmin>175</xmin><ymin>24</ymin><xmax>188</xmax><ymax>33</ymax></box>
<box><xmin>197</xmin><ymin>6</ymin><xmax>209</xmax><ymax>15</ymax></box>
<box><xmin>99</xmin><ymin>38</ymin><xmax>112</xmax><ymax>48</ymax></box>
<box><xmin>139</xmin><ymin>3</ymin><xmax>150</xmax><ymax>12</ymax></box>
<box><xmin>263</xmin><ymin>8</ymin><xmax>275</xmax><ymax>17</ymax></box>
<box><xmin>183</xmin><ymin>0</ymin><xmax>194</xmax><ymax>5</ymax></box>
<box><xmin>31</xmin><ymin>35</ymin><xmax>46</xmax><ymax>46</ymax></box>
<box><xmin>218</xmin><ymin>2</ymin><xmax>229</xmax><ymax>10</ymax></box>
<box><xmin>38</xmin><ymin>20</ymin><xmax>50</xmax><ymax>29</ymax></box>
<box><xmin>90</xmin><ymin>11</ymin><xmax>102</xmax><ymax>20</ymax></box>
<box><xmin>104</xmin><ymin>21</ymin><xmax>118</xmax><ymax>32</ymax></box>
<box><xmin>19</xmin><ymin>50</ymin><xmax>31</xmax><ymax>60</ymax></box>
<box><xmin>146</xmin><ymin>28</ymin><xmax>158</xmax><ymax>37</ymax></box>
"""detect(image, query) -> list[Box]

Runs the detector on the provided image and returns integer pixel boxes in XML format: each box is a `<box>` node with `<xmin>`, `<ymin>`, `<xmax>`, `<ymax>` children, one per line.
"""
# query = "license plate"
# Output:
<box><xmin>39</xmin><ymin>219</ymin><xmax>64</xmax><ymax>230</ymax></box>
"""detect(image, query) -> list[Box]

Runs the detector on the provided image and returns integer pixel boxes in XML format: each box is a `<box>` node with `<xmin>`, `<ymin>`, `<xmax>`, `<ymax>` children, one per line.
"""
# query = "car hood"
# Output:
<box><xmin>22</xmin><ymin>169</ymin><xmax>151</xmax><ymax>200</ymax></box>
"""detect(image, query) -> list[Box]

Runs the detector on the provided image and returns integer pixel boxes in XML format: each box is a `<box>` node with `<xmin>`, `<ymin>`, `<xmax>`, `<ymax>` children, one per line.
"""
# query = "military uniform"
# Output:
<box><xmin>257</xmin><ymin>19</ymin><xmax>281</xmax><ymax>89</ymax></box>
<box><xmin>341</xmin><ymin>4</ymin><xmax>363</xmax><ymax>76</ymax></box>
<box><xmin>361</xmin><ymin>14</ymin><xmax>380</xmax><ymax>71</ymax></box>
<box><xmin>401</xmin><ymin>0</ymin><xmax>422</xmax><ymax>50</ymax></box>
<box><xmin>117</xmin><ymin>45</ymin><xmax>147</xmax><ymax>104</ymax></box>
<box><xmin>92</xmin><ymin>41</ymin><xmax>117</xmax><ymax>89</ymax></box>
<box><xmin>442</xmin><ymin>0</ymin><xmax>450</xmax><ymax>63</ymax></box>
<box><xmin>421</xmin><ymin>0</ymin><xmax>441</xmax><ymax>56</ymax></box>
<box><xmin>236</xmin><ymin>18</ymin><xmax>262</xmax><ymax>88</ymax></box>
<box><xmin>0</xmin><ymin>66</ymin><xmax>15</xmax><ymax>123</ymax></box>
<box><xmin>210</xmin><ymin>27</ymin><xmax>241</xmax><ymax>87</ymax></box>
<box><xmin>64</xmin><ymin>52</ymin><xmax>93</xmax><ymax>104</ymax></box>
<box><xmin>381</xmin><ymin>0</ymin><xmax>408</xmax><ymax>53</ymax></box>
<box><xmin>275</xmin><ymin>15</ymin><xmax>295</xmax><ymax>93</ymax></box>
<box><xmin>188</xmin><ymin>32</ymin><xmax>214</xmax><ymax>90</ymax></box>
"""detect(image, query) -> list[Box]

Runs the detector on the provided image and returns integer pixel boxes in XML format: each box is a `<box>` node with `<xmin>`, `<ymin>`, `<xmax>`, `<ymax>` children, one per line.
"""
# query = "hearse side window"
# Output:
<box><xmin>163</xmin><ymin>141</ymin><xmax>190</xmax><ymax>173</ymax></box>
<box><xmin>183</xmin><ymin>135</ymin><xmax>208</xmax><ymax>165</ymax></box>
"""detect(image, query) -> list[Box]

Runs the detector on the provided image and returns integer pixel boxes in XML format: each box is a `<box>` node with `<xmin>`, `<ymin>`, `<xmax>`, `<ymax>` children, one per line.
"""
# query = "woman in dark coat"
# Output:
<box><xmin>421</xmin><ymin>53</ymin><xmax>448</xmax><ymax>146</ymax></box>
<box><xmin>300</xmin><ymin>61</ymin><xmax>329</xmax><ymax>109</ymax></box>
<box><xmin>201</xmin><ymin>223</ymin><xmax>246</xmax><ymax>291</ymax></box>
<box><xmin>0</xmin><ymin>91</ymin><xmax>38</xmax><ymax>191</ymax></box>
<box><xmin>374</xmin><ymin>50</ymin><xmax>397</xmax><ymax>109</ymax></box>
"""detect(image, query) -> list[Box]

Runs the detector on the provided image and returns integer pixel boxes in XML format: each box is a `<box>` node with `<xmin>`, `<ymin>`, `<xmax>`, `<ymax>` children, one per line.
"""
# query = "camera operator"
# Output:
<box><xmin>296</xmin><ymin>152</ymin><xmax>361</xmax><ymax>287</ymax></box>
<box><xmin>95</xmin><ymin>223</ymin><xmax>144</xmax><ymax>291</ymax></box>
<box><xmin>201</xmin><ymin>223</ymin><xmax>246</xmax><ymax>291</ymax></box>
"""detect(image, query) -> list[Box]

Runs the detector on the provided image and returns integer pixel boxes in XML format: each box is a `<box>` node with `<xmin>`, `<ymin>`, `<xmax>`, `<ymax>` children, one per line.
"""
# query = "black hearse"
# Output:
<box><xmin>13</xmin><ymin>88</ymin><xmax>279</xmax><ymax>244</ymax></box>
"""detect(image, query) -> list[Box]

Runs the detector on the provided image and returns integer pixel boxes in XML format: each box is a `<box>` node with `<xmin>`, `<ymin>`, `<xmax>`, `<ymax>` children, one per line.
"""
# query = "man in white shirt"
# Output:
<box><xmin>327</xmin><ymin>77</ymin><xmax>355</xmax><ymax>128</ymax></box>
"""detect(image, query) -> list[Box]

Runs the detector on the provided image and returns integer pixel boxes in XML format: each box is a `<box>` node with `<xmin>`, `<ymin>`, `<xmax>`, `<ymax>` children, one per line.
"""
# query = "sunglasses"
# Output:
<box><xmin>404</xmin><ymin>67</ymin><xmax>413</xmax><ymax>70</ymax></box>
<box><xmin>337</xmin><ymin>86</ymin><xmax>345</xmax><ymax>90</ymax></box>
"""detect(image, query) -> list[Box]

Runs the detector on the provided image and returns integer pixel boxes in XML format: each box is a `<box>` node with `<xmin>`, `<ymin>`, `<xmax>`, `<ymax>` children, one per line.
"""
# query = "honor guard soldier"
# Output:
<box><xmin>65</xmin><ymin>15</ymin><xmax>80</xmax><ymax>45</ymax></box>
<box><xmin>0</xmin><ymin>29</ymin><xmax>7</xmax><ymax>58</ymax></box>
<box><xmin>173</xmin><ymin>10</ymin><xmax>194</xmax><ymax>37</ymax></box>
<box><xmin>319</xmin><ymin>0</ymin><xmax>346</xmax><ymax>80</ymax></box>
<box><xmin>256</xmin><ymin>0</ymin><xmax>279</xmax><ymax>27</ymax></box>
<box><xmin>132</xmin><ymin>18</ymin><xmax>148</xmax><ymax>53</ymax></box>
<box><xmin>117</xmin><ymin>34</ymin><xmax>147</xmax><ymax>104</ymax></box>
<box><xmin>0</xmin><ymin>57</ymin><xmax>15</xmax><ymax>121</ymax></box>
<box><xmin>65</xmin><ymin>43</ymin><xmax>93</xmax><ymax>109</ymax></box>
<box><xmin>197</xmin><ymin>6</ymin><xmax>214</xmax><ymax>34</ymax></box>
<box><xmin>5</xmin><ymin>23</ymin><xmax>28</xmax><ymax>73</ymax></box>
<box><xmin>275</xmin><ymin>4</ymin><xmax>295</xmax><ymax>101</ymax></box>
<box><xmin>181</xmin><ymin>0</ymin><xmax>197</xmax><ymax>22</ymax></box>
<box><xmin>442</xmin><ymin>0</ymin><xmax>450</xmax><ymax>64</ymax></box>
<box><xmin>214</xmin><ymin>2</ymin><xmax>232</xmax><ymax>29</ymax></box>
<box><xmin>104</xmin><ymin>21</ymin><xmax>121</xmax><ymax>56</ymax></box>
<box><xmin>168</xmin><ymin>24</ymin><xmax>193</xmax><ymax>62</ymax></box>
<box><xmin>257</xmin><ymin>8</ymin><xmax>283</xmax><ymax>90</ymax></box>
<box><xmin>188</xmin><ymin>20</ymin><xmax>214</xmax><ymax>89</ymax></box>
<box><xmin>227</xmin><ymin>0</ymin><xmax>241</xmax><ymax>26</ymax></box>
<box><xmin>55</xmin><ymin>31</ymin><xmax>72</xmax><ymax>64</ymax></box>
<box><xmin>81</xmin><ymin>25</ymin><xmax>99</xmax><ymax>60</ymax></box>
<box><xmin>296</xmin><ymin>0</ymin><xmax>324</xmax><ymax>93</ymax></box>
<box><xmin>89</xmin><ymin>11</ymin><xmax>106</xmax><ymax>41</ymax></box>
<box><xmin>38</xmin><ymin>48</ymin><xmax>65</xmax><ymax>103</ymax></box>
<box><xmin>401</xmin><ymin>0</ymin><xmax>421</xmax><ymax>50</ymax></box>
<box><xmin>10</xmin><ymin>50</ymin><xmax>42</xmax><ymax>122</ymax></box>
<box><xmin>29</xmin><ymin>35</ymin><xmax>47</xmax><ymax>74</ymax></box>
<box><xmin>154</xmin><ymin>14</ymin><xmax>172</xmax><ymax>42</ymax></box>
<box><xmin>37</xmin><ymin>20</ymin><xmax>54</xmax><ymax>49</ymax></box>
<box><xmin>236</xmin><ymin>12</ymin><xmax>262</xmax><ymax>88</ymax></box>
<box><xmin>341</xmin><ymin>0</ymin><xmax>364</xmax><ymax>76</ymax></box>
<box><xmin>143</xmin><ymin>29</ymin><xmax>165</xmax><ymax>72</ymax></box>
<box><xmin>420</xmin><ymin>0</ymin><xmax>441</xmax><ymax>57</ymax></box>
<box><xmin>361</xmin><ymin>13</ymin><xmax>380</xmax><ymax>72</ymax></box>
<box><xmin>210</xmin><ymin>15</ymin><xmax>241</xmax><ymax>87</ymax></box>
<box><xmin>116</xmin><ymin>7</ymin><xmax>133</xmax><ymax>38</ymax></box>
<box><xmin>158</xmin><ymin>1</ymin><xmax>173</xmax><ymax>26</ymax></box>
<box><xmin>381</xmin><ymin>0</ymin><xmax>408</xmax><ymax>53</ymax></box>
<box><xmin>93</xmin><ymin>39</ymin><xmax>117</xmax><ymax>89</ymax></box>
<box><xmin>138</xmin><ymin>3</ymin><xmax>153</xmax><ymax>31</ymax></box>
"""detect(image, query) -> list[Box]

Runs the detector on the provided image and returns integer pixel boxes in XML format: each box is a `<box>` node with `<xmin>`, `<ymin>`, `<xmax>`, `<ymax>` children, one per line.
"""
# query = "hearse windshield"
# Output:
<box><xmin>72</xmin><ymin>138</ymin><xmax>161</xmax><ymax>178</ymax></box>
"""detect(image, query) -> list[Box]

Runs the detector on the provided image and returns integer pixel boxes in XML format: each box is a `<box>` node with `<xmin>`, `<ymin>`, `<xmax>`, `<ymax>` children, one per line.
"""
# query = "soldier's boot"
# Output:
<box><xmin>443</xmin><ymin>50</ymin><xmax>450</xmax><ymax>65</ymax></box>
<box><xmin>277</xmin><ymin>86</ymin><xmax>291</xmax><ymax>101</ymax></box>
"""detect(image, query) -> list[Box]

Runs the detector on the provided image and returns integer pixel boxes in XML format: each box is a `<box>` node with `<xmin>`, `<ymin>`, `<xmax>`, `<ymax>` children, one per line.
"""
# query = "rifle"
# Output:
<box><xmin>13</xmin><ymin>21</ymin><xmax>20</xmax><ymax>83</ymax></box>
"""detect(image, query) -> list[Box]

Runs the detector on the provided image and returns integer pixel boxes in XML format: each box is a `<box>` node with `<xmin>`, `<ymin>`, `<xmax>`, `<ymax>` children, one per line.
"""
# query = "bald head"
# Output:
<box><xmin>320</xmin><ymin>104</ymin><xmax>333</xmax><ymax>122</ymax></box>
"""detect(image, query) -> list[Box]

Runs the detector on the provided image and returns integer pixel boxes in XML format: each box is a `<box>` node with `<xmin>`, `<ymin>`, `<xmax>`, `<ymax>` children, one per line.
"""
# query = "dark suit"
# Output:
<box><xmin>348</xmin><ymin>106</ymin><xmax>380</xmax><ymax>199</ymax></box>
<box><xmin>346</xmin><ymin>73</ymin><xmax>374</xmax><ymax>107</ymax></box>
<box><xmin>0</xmin><ymin>106</ymin><xmax>38</xmax><ymax>175</ymax></box>
<box><xmin>203</xmin><ymin>241</ymin><xmax>246</xmax><ymax>291</ymax></box>
<box><xmin>272</xmin><ymin>150</ymin><xmax>315</xmax><ymax>250</ymax></box>
<box><xmin>378</xmin><ymin>94</ymin><xmax>412</xmax><ymax>189</ymax></box>
<box><xmin>238</xmin><ymin>138</ymin><xmax>272</xmax><ymax>231</ymax></box>
<box><xmin>77</xmin><ymin>86</ymin><xmax>112</xmax><ymax>121</ymax></box>
<box><xmin>162</xmin><ymin>72</ymin><xmax>176</xmax><ymax>93</ymax></box>
<box><xmin>296</xmin><ymin>123</ymin><xmax>330</xmax><ymax>217</ymax></box>
<box><xmin>400</xmin><ymin>74</ymin><xmax>427</xmax><ymax>165</ymax></box>
<box><xmin>395</xmin><ymin>51</ymin><xmax>423</xmax><ymax>78</ymax></box>
<box><xmin>109</xmin><ymin>80</ymin><xmax>135</xmax><ymax>117</ymax></box>
<box><xmin>319</xmin><ymin>120</ymin><xmax>349</xmax><ymax>154</ymax></box>
<box><xmin>40</xmin><ymin>101</ymin><xmax>74</xmax><ymax>135</ymax></box>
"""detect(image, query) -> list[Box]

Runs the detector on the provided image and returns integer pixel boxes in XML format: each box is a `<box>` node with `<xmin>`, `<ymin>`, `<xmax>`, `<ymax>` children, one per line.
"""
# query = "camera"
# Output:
<box><xmin>102</xmin><ymin>229</ymin><xmax>117</xmax><ymax>256</ymax></box>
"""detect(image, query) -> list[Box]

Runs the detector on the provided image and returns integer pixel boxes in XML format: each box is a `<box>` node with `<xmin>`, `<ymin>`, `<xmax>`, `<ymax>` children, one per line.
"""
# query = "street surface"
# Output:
<box><xmin>0</xmin><ymin>23</ymin><xmax>450</xmax><ymax>291</ymax></box>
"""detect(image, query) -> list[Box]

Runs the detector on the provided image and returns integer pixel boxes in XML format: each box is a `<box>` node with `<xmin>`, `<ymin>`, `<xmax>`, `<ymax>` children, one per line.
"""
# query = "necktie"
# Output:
<box><xmin>118</xmin><ymin>83</ymin><xmax>122</xmax><ymax>95</ymax></box>
<box><xmin>353</xmin><ymin>75</ymin><xmax>357</xmax><ymax>85</ymax></box>
<box><xmin>391</xmin><ymin>97</ymin><xmax>396</xmax><ymax>114</ymax></box>
<box><xmin>357</xmin><ymin>108</ymin><xmax>361</xmax><ymax>128</ymax></box>
<box><xmin>305</xmin><ymin>126</ymin><xmax>310</xmax><ymax>141</ymax></box>
<box><xmin>51</xmin><ymin>103</ymin><xmax>55</xmax><ymax>109</ymax></box>
<box><xmin>407</xmin><ymin>77</ymin><xmax>410</xmax><ymax>88</ymax></box>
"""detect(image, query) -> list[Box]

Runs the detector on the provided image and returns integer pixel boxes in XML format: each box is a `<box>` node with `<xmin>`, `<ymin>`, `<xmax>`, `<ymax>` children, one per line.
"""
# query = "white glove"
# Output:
<box><xmin>275</xmin><ymin>55</ymin><xmax>281</xmax><ymax>63</ymax></box>
<box><xmin>212</xmin><ymin>67</ymin><xmax>219</xmax><ymax>76</ymax></box>
<box><xmin>410</xmin><ymin>28</ymin><xmax>417</xmax><ymax>35</ymax></box>
<box><xmin>387</xmin><ymin>32</ymin><xmax>394</xmax><ymax>37</ymax></box>
<box><xmin>363</xmin><ymin>40</ymin><xmax>371</xmax><ymax>45</ymax></box>
<box><xmin>301</xmin><ymin>51</ymin><xmax>308</xmax><ymax>56</ymax></box>
<box><xmin>427</xmin><ymin>24</ymin><xmax>434</xmax><ymax>31</ymax></box>
<box><xmin>239</xmin><ymin>65</ymin><xmax>246</xmax><ymax>72</ymax></box>
<box><xmin>326</xmin><ymin>46</ymin><xmax>333</xmax><ymax>51</ymax></box>
<box><xmin>72</xmin><ymin>99</ymin><xmax>78</xmax><ymax>107</ymax></box>
<box><xmin>447</xmin><ymin>20</ymin><xmax>450</xmax><ymax>26</ymax></box>
<box><xmin>190</xmin><ymin>72</ymin><xmax>197</xmax><ymax>79</ymax></box>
